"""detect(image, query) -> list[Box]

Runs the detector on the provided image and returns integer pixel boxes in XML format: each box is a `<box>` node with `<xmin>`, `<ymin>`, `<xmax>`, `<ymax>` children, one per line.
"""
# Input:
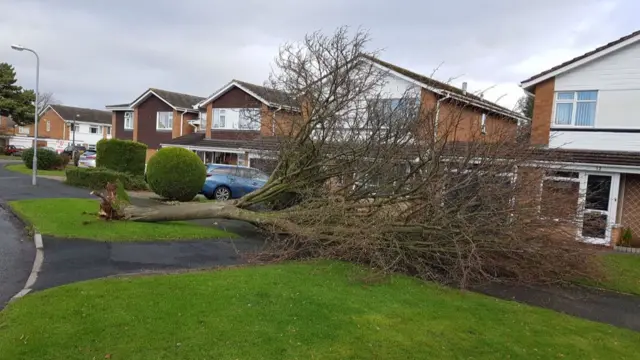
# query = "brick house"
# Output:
<box><xmin>106</xmin><ymin>88</ymin><xmax>204</xmax><ymax>160</ymax></box>
<box><xmin>160</xmin><ymin>80</ymin><xmax>299</xmax><ymax>167</ymax></box>
<box><xmin>520</xmin><ymin>29</ymin><xmax>640</xmax><ymax>246</ymax></box>
<box><xmin>162</xmin><ymin>61</ymin><xmax>527</xmax><ymax>170</ymax></box>
<box><xmin>2</xmin><ymin>105</ymin><xmax>111</xmax><ymax>151</ymax></box>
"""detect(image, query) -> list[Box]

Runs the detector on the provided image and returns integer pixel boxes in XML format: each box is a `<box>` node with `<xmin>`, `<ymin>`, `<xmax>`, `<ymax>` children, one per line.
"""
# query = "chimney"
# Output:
<box><xmin>462</xmin><ymin>82</ymin><xmax>468</xmax><ymax>95</ymax></box>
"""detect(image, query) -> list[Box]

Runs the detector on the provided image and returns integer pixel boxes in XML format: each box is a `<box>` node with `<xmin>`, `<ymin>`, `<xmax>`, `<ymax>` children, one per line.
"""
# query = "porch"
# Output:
<box><xmin>541</xmin><ymin>168</ymin><xmax>640</xmax><ymax>247</ymax></box>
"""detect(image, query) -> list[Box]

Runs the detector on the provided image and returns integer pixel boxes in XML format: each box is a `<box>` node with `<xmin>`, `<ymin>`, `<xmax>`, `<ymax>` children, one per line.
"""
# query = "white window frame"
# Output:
<box><xmin>18</xmin><ymin>126</ymin><xmax>29</xmax><ymax>134</ymax></box>
<box><xmin>552</xmin><ymin>91</ymin><xmax>598</xmax><ymax>127</ymax></box>
<box><xmin>480</xmin><ymin>113</ymin><xmax>487</xmax><ymax>135</ymax></box>
<box><xmin>89</xmin><ymin>125</ymin><xmax>99</xmax><ymax>134</ymax></box>
<box><xmin>45</xmin><ymin>120</ymin><xmax>50</xmax><ymax>132</ymax></box>
<box><xmin>156</xmin><ymin>111</ymin><xmax>173</xmax><ymax>131</ymax></box>
<box><xmin>124</xmin><ymin>111</ymin><xmax>134</xmax><ymax>130</ymax></box>
<box><xmin>106</xmin><ymin>126</ymin><xmax>111</xmax><ymax>135</ymax></box>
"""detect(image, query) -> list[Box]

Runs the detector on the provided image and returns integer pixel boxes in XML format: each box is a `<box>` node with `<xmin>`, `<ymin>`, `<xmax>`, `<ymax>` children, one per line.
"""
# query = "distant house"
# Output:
<box><xmin>520</xmin><ymin>29</ymin><xmax>640</xmax><ymax>246</ymax></box>
<box><xmin>106</xmin><ymin>88</ymin><xmax>204</xmax><ymax>160</ymax></box>
<box><xmin>2</xmin><ymin>104</ymin><xmax>111</xmax><ymax>151</ymax></box>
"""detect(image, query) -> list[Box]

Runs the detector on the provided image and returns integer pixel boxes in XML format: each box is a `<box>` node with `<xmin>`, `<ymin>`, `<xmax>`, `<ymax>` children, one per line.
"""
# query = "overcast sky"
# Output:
<box><xmin>1</xmin><ymin>0</ymin><xmax>637</xmax><ymax>111</ymax></box>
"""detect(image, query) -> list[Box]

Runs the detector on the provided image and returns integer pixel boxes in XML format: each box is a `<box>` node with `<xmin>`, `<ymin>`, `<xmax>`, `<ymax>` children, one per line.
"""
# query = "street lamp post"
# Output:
<box><xmin>11</xmin><ymin>44</ymin><xmax>40</xmax><ymax>186</ymax></box>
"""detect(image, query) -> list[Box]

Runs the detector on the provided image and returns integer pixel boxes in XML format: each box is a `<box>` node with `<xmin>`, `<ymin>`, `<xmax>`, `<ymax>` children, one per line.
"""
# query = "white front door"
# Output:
<box><xmin>578</xmin><ymin>173</ymin><xmax>620</xmax><ymax>245</ymax></box>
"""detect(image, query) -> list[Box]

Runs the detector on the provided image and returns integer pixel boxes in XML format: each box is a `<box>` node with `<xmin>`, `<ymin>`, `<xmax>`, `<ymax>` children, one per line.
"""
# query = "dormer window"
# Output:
<box><xmin>554</xmin><ymin>91</ymin><xmax>598</xmax><ymax>127</ymax></box>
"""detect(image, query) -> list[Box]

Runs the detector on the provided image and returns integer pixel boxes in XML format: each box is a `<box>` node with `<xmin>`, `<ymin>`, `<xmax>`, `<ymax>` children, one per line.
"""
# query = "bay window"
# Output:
<box><xmin>554</xmin><ymin>91</ymin><xmax>598</xmax><ymax>126</ymax></box>
<box><xmin>156</xmin><ymin>111</ymin><xmax>173</xmax><ymax>130</ymax></box>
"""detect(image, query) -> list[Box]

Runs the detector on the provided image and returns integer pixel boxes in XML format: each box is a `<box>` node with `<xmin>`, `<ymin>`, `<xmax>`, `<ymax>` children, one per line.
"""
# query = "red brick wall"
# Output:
<box><xmin>530</xmin><ymin>78</ymin><xmax>555</xmax><ymax>146</ymax></box>
<box><xmin>420</xmin><ymin>89</ymin><xmax>517</xmax><ymax>143</ymax></box>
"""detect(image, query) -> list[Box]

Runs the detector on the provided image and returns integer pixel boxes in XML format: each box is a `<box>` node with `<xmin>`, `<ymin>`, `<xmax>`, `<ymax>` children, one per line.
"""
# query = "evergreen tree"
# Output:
<box><xmin>0</xmin><ymin>63</ymin><xmax>36</xmax><ymax>125</ymax></box>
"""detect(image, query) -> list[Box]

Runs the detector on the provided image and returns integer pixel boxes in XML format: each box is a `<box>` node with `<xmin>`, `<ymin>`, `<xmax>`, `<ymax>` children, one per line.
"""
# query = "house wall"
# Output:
<box><xmin>205</xmin><ymin>86</ymin><xmax>262</xmax><ymax>140</ymax></box>
<box><xmin>542</xmin><ymin>40</ymin><xmax>640</xmax><ymax>151</ymax></box>
<box><xmin>621</xmin><ymin>173</ymin><xmax>640</xmax><ymax>247</ymax></box>
<box><xmin>113</xmin><ymin>111</ymin><xmax>133</xmax><ymax>140</ymax></box>
<box><xmin>36</xmin><ymin>108</ymin><xmax>66</xmax><ymax>140</ymax></box>
<box><xmin>68</xmin><ymin>123</ymin><xmax>110</xmax><ymax>145</ymax></box>
<box><xmin>421</xmin><ymin>89</ymin><xmax>517</xmax><ymax>142</ymax></box>
<box><xmin>135</xmin><ymin>94</ymin><xmax>173</xmax><ymax>149</ymax></box>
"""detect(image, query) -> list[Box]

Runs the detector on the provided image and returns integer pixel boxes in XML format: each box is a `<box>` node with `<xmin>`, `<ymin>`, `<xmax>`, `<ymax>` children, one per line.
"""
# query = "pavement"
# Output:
<box><xmin>474</xmin><ymin>282</ymin><xmax>640</xmax><ymax>332</ymax></box>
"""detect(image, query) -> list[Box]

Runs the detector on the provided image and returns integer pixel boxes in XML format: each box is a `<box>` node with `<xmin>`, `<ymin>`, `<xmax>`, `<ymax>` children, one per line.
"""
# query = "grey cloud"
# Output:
<box><xmin>0</xmin><ymin>0</ymin><xmax>636</xmax><ymax>110</ymax></box>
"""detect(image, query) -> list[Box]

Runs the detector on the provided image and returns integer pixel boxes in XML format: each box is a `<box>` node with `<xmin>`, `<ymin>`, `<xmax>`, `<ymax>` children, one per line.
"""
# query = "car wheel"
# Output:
<box><xmin>213</xmin><ymin>186</ymin><xmax>231</xmax><ymax>201</ymax></box>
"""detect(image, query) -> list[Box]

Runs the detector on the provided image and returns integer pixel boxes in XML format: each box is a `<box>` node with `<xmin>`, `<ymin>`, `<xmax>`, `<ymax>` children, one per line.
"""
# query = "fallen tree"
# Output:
<box><xmin>94</xmin><ymin>27</ymin><xmax>602</xmax><ymax>287</ymax></box>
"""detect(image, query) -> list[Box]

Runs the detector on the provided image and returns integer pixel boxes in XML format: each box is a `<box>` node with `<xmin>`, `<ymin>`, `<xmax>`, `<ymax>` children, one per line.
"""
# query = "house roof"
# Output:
<box><xmin>195</xmin><ymin>80</ymin><xmax>297</xmax><ymax>109</ymax></box>
<box><xmin>520</xmin><ymin>29</ymin><xmax>640</xmax><ymax>90</ymax></box>
<box><xmin>162</xmin><ymin>132</ymin><xmax>280</xmax><ymax>151</ymax></box>
<box><xmin>129</xmin><ymin>88</ymin><xmax>205</xmax><ymax>111</ymax></box>
<box><xmin>361</xmin><ymin>55</ymin><xmax>528</xmax><ymax>122</ymax></box>
<box><xmin>47</xmin><ymin>104</ymin><xmax>112</xmax><ymax>125</ymax></box>
<box><xmin>105</xmin><ymin>103</ymin><xmax>132</xmax><ymax>110</ymax></box>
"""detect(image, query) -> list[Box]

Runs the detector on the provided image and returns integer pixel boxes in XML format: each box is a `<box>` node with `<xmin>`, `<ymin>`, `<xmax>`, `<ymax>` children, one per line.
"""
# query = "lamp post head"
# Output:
<box><xmin>10</xmin><ymin>44</ymin><xmax>25</xmax><ymax>51</ymax></box>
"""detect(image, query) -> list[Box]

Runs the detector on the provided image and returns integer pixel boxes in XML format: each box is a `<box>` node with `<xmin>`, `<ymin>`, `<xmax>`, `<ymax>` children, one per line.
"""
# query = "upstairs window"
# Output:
<box><xmin>106</xmin><ymin>126</ymin><xmax>111</xmax><ymax>135</ymax></box>
<box><xmin>554</xmin><ymin>91</ymin><xmax>598</xmax><ymax>127</ymax></box>
<box><xmin>124</xmin><ymin>112</ymin><xmax>134</xmax><ymax>130</ymax></box>
<box><xmin>90</xmin><ymin>126</ymin><xmax>99</xmax><ymax>134</ymax></box>
<box><xmin>156</xmin><ymin>111</ymin><xmax>173</xmax><ymax>130</ymax></box>
<box><xmin>18</xmin><ymin>126</ymin><xmax>29</xmax><ymax>134</ymax></box>
<box><xmin>45</xmin><ymin>120</ymin><xmax>50</xmax><ymax>132</ymax></box>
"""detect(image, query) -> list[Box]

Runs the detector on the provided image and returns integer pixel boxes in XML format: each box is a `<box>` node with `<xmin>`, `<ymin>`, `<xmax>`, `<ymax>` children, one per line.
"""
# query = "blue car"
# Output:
<box><xmin>201</xmin><ymin>164</ymin><xmax>269</xmax><ymax>200</ymax></box>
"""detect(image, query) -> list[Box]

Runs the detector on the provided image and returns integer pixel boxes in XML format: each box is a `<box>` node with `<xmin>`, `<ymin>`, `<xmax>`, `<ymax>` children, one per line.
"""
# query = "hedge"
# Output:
<box><xmin>96</xmin><ymin>139</ymin><xmax>147</xmax><ymax>176</ymax></box>
<box><xmin>21</xmin><ymin>147</ymin><xmax>64</xmax><ymax>170</ymax></box>
<box><xmin>65</xmin><ymin>167</ymin><xmax>148</xmax><ymax>191</ymax></box>
<box><xmin>146</xmin><ymin>147</ymin><xmax>206</xmax><ymax>201</ymax></box>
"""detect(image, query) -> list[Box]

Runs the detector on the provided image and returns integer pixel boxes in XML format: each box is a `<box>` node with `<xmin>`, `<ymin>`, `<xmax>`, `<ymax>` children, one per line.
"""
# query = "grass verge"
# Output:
<box><xmin>579</xmin><ymin>253</ymin><xmax>640</xmax><ymax>296</ymax></box>
<box><xmin>0</xmin><ymin>154</ymin><xmax>20</xmax><ymax>160</ymax></box>
<box><xmin>9</xmin><ymin>198</ymin><xmax>235</xmax><ymax>241</ymax></box>
<box><xmin>0</xmin><ymin>261</ymin><xmax>638</xmax><ymax>360</ymax></box>
<box><xmin>5</xmin><ymin>163</ymin><xmax>75</xmax><ymax>177</ymax></box>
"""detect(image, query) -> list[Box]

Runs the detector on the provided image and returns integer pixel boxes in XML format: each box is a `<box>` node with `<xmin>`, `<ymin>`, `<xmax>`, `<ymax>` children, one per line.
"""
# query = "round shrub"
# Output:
<box><xmin>146</xmin><ymin>147</ymin><xmax>206</xmax><ymax>201</ymax></box>
<box><xmin>21</xmin><ymin>147</ymin><xmax>63</xmax><ymax>170</ymax></box>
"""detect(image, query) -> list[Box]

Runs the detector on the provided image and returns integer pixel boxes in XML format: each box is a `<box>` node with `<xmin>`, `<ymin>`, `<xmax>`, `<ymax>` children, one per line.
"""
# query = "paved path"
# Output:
<box><xmin>33</xmin><ymin>235</ymin><xmax>264</xmax><ymax>291</ymax></box>
<box><xmin>475</xmin><ymin>282</ymin><xmax>640</xmax><ymax>332</ymax></box>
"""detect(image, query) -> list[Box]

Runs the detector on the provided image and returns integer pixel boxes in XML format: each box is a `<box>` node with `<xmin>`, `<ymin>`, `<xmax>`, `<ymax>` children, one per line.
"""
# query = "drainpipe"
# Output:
<box><xmin>271</xmin><ymin>105</ymin><xmax>282</xmax><ymax>136</ymax></box>
<box><xmin>434</xmin><ymin>93</ymin><xmax>451</xmax><ymax>142</ymax></box>
<box><xmin>180</xmin><ymin>109</ymin><xmax>188</xmax><ymax>136</ymax></box>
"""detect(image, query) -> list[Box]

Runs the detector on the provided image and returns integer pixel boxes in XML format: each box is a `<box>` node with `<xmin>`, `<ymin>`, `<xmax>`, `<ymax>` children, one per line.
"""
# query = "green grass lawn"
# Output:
<box><xmin>5</xmin><ymin>163</ymin><xmax>75</xmax><ymax>177</ymax></box>
<box><xmin>580</xmin><ymin>253</ymin><xmax>640</xmax><ymax>296</ymax></box>
<box><xmin>9</xmin><ymin>198</ymin><xmax>235</xmax><ymax>241</ymax></box>
<box><xmin>0</xmin><ymin>154</ymin><xmax>20</xmax><ymax>160</ymax></box>
<box><xmin>0</xmin><ymin>261</ymin><xmax>638</xmax><ymax>360</ymax></box>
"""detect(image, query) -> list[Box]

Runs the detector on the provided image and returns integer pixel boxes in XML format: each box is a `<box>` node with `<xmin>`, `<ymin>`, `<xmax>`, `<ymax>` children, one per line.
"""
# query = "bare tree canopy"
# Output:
<box><xmin>38</xmin><ymin>91</ymin><xmax>60</xmax><ymax>114</ymax></box>
<box><xmin>97</xmin><ymin>27</ymin><xmax>600</xmax><ymax>287</ymax></box>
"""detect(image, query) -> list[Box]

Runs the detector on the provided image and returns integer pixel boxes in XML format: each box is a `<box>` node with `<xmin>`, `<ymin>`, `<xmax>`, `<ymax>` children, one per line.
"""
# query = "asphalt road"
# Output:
<box><xmin>0</xmin><ymin>206</ymin><xmax>34</xmax><ymax>308</ymax></box>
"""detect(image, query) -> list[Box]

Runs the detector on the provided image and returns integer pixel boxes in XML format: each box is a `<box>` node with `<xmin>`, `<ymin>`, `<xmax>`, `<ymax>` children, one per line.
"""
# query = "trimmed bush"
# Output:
<box><xmin>96</xmin><ymin>139</ymin><xmax>147</xmax><ymax>176</ymax></box>
<box><xmin>146</xmin><ymin>147</ymin><xmax>206</xmax><ymax>201</ymax></box>
<box><xmin>21</xmin><ymin>147</ymin><xmax>64</xmax><ymax>170</ymax></box>
<box><xmin>65</xmin><ymin>167</ymin><xmax>147</xmax><ymax>191</ymax></box>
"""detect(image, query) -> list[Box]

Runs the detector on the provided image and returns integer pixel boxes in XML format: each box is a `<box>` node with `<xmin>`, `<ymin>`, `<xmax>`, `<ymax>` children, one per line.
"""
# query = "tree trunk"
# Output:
<box><xmin>121</xmin><ymin>202</ymin><xmax>301</xmax><ymax>234</ymax></box>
